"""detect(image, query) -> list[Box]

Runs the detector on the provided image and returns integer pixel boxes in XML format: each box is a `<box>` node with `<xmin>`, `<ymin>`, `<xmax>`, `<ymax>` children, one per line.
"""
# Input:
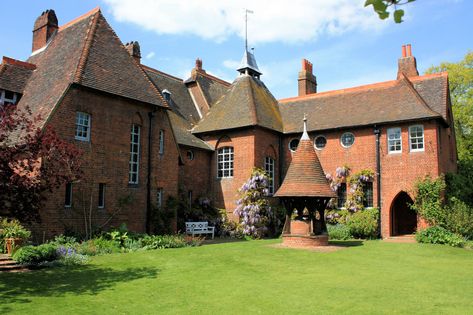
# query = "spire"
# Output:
<box><xmin>301</xmin><ymin>114</ymin><xmax>309</xmax><ymax>140</ymax></box>
<box><xmin>237</xmin><ymin>9</ymin><xmax>262</xmax><ymax>79</ymax></box>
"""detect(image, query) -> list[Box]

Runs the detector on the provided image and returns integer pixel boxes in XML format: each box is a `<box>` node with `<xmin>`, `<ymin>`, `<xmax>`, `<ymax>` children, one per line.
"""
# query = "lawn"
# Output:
<box><xmin>1</xmin><ymin>239</ymin><xmax>472</xmax><ymax>314</ymax></box>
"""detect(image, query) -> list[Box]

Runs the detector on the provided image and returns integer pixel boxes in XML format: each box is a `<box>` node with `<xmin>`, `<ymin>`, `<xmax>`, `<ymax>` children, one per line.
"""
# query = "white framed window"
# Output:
<box><xmin>217</xmin><ymin>147</ymin><xmax>234</xmax><ymax>178</ymax></box>
<box><xmin>363</xmin><ymin>182</ymin><xmax>374</xmax><ymax>208</ymax></box>
<box><xmin>288</xmin><ymin>138</ymin><xmax>299</xmax><ymax>152</ymax></box>
<box><xmin>314</xmin><ymin>135</ymin><xmax>327</xmax><ymax>150</ymax></box>
<box><xmin>98</xmin><ymin>183</ymin><xmax>105</xmax><ymax>208</ymax></box>
<box><xmin>337</xmin><ymin>183</ymin><xmax>346</xmax><ymax>209</ymax></box>
<box><xmin>340</xmin><ymin>132</ymin><xmax>355</xmax><ymax>148</ymax></box>
<box><xmin>129</xmin><ymin>124</ymin><xmax>141</xmax><ymax>184</ymax></box>
<box><xmin>75</xmin><ymin>112</ymin><xmax>91</xmax><ymax>141</ymax></box>
<box><xmin>157</xmin><ymin>188</ymin><xmax>163</xmax><ymax>208</ymax></box>
<box><xmin>264</xmin><ymin>156</ymin><xmax>275</xmax><ymax>195</ymax></box>
<box><xmin>387</xmin><ymin>127</ymin><xmax>402</xmax><ymax>153</ymax></box>
<box><xmin>0</xmin><ymin>90</ymin><xmax>17</xmax><ymax>106</ymax></box>
<box><xmin>65</xmin><ymin>182</ymin><xmax>73</xmax><ymax>208</ymax></box>
<box><xmin>159</xmin><ymin>129</ymin><xmax>165</xmax><ymax>155</ymax></box>
<box><xmin>409</xmin><ymin>125</ymin><xmax>424</xmax><ymax>152</ymax></box>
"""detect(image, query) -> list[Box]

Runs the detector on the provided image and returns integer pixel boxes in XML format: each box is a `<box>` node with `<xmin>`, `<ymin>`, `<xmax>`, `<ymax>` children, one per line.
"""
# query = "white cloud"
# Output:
<box><xmin>222</xmin><ymin>59</ymin><xmax>240</xmax><ymax>70</ymax></box>
<box><xmin>145</xmin><ymin>51</ymin><xmax>155</xmax><ymax>59</ymax></box>
<box><xmin>104</xmin><ymin>0</ymin><xmax>386</xmax><ymax>44</ymax></box>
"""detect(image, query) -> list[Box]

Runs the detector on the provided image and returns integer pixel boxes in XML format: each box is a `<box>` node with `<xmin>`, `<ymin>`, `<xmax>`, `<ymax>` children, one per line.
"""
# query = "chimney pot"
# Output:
<box><xmin>195</xmin><ymin>58</ymin><xmax>203</xmax><ymax>70</ymax></box>
<box><xmin>125</xmin><ymin>41</ymin><xmax>141</xmax><ymax>64</ymax></box>
<box><xmin>406</xmin><ymin>44</ymin><xmax>412</xmax><ymax>57</ymax></box>
<box><xmin>298</xmin><ymin>58</ymin><xmax>317</xmax><ymax>96</ymax></box>
<box><xmin>402</xmin><ymin>45</ymin><xmax>407</xmax><ymax>58</ymax></box>
<box><xmin>32</xmin><ymin>9</ymin><xmax>58</xmax><ymax>52</ymax></box>
<box><xmin>397</xmin><ymin>44</ymin><xmax>418</xmax><ymax>79</ymax></box>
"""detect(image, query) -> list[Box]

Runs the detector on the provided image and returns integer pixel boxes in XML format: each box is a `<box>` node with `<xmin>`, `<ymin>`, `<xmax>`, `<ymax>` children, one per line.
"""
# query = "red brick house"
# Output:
<box><xmin>0</xmin><ymin>8</ymin><xmax>457</xmax><ymax>239</ymax></box>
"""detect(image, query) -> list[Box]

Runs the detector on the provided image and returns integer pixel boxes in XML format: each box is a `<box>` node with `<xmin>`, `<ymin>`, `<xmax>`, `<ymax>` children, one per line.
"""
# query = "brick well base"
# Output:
<box><xmin>282</xmin><ymin>234</ymin><xmax>329</xmax><ymax>247</ymax></box>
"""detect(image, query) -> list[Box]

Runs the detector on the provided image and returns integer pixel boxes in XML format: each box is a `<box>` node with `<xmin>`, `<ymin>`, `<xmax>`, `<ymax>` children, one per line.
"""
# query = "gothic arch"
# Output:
<box><xmin>132</xmin><ymin>112</ymin><xmax>144</xmax><ymax>125</ymax></box>
<box><xmin>390</xmin><ymin>191</ymin><xmax>417</xmax><ymax>236</ymax></box>
<box><xmin>265</xmin><ymin>145</ymin><xmax>277</xmax><ymax>159</ymax></box>
<box><xmin>215</xmin><ymin>135</ymin><xmax>232</xmax><ymax>149</ymax></box>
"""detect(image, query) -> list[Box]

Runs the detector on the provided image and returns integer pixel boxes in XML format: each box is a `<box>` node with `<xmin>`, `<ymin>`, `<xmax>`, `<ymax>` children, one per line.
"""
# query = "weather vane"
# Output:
<box><xmin>245</xmin><ymin>9</ymin><xmax>253</xmax><ymax>52</ymax></box>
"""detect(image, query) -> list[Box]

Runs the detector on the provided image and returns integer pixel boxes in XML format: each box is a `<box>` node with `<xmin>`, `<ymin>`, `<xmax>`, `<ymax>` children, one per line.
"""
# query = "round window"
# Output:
<box><xmin>314</xmin><ymin>136</ymin><xmax>327</xmax><ymax>150</ymax></box>
<box><xmin>186</xmin><ymin>150</ymin><xmax>194</xmax><ymax>160</ymax></box>
<box><xmin>340</xmin><ymin>132</ymin><xmax>355</xmax><ymax>148</ymax></box>
<box><xmin>289</xmin><ymin>139</ymin><xmax>299</xmax><ymax>152</ymax></box>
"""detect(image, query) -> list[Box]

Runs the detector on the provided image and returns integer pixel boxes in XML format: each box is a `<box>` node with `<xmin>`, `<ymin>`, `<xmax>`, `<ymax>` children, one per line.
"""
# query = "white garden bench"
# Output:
<box><xmin>185</xmin><ymin>222</ymin><xmax>215</xmax><ymax>239</ymax></box>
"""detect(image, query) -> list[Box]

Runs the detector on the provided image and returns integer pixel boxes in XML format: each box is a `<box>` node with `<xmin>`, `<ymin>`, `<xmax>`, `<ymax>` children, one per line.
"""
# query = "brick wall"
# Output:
<box><xmin>30</xmin><ymin>86</ymin><xmax>179</xmax><ymax>241</ymax></box>
<box><xmin>178</xmin><ymin>145</ymin><xmax>212</xmax><ymax>202</ymax></box>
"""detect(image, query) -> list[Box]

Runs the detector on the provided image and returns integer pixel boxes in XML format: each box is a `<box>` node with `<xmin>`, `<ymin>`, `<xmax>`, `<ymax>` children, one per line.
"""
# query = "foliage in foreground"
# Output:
<box><xmin>327</xmin><ymin>224</ymin><xmax>352</xmax><ymax>240</ymax></box>
<box><xmin>326</xmin><ymin>208</ymin><xmax>379</xmax><ymax>239</ymax></box>
<box><xmin>416</xmin><ymin>226</ymin><xmax>464</xmax><ymax>247</ymax></box>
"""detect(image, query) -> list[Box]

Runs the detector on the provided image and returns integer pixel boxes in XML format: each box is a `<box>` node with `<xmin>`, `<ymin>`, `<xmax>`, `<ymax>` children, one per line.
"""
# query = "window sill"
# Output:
<box><xmin>409</xmin><ymin>149</ymin><xmax>425</xmax><ymax>153</ymax></box>
<box><xmin>387</xmin><ymin>151</ymin><xmax>402</xmax><ymax>155</ymax></box>
<box><xmin>128</xmin><ymin>183</ymin><xmax>140</xmax><ymax>188</ymax></box>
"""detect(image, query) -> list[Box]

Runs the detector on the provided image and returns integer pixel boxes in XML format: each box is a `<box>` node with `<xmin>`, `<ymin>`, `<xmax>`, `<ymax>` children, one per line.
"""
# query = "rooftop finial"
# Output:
<box><xmin>301</xmin><ymin>114</ymin><xmax>309</xmax><ymax>140</ymax></box>
<box><xmin>245</xmin><ymin>9</ymin><xmax>253</xmax><ymax>52</ymax></box>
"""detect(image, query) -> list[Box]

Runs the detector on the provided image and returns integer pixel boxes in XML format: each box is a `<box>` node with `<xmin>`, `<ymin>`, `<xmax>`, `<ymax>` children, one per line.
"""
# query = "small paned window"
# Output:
<box><xmin>387</xmin><ymin>127</ymin><xmax>402</xmax><ymax>153</ymax></box>
<box><xmin>129</xmin><ymin>124</ymin><xmax>141</xmax><ymax>184</ymax></box>
<box><xmin>65</xmin><ymin>183</ymin><xmax>73</xmax><ymax>208</ymax></box>
<box><xmin>162</xmin><ymin>89</ymin><xmax>171</xmax><ymax>102</ymax></box>
<box><xmin>157</xmin><ymin>188</ymin><xmax>163</xmax><ymax>208</ymax></box>
<box><xmin>409</xmin><ymin>125</ymin><xmax>424</xmax><ymax>152</ymax></box>
<box><xmin>159</xmin><ymin>129</ymin><xmax>165</xmax><ymax>155</ymax></box>
<box><xmin>98</xmin><ymin>183</ymin><xmax>105</xmax><ymax>208</ymax></box>
<box><xmin>337</xmin><ymin>183</ymin><xmax>347</xmax><ymax>208</ymax></box>
<box><xmin>264</xmin><ymin>156</ymin><xmax>275</xmax><ymax>195</ymax></box>
<box><xmin>75</xmin><ymin>112</ymin><xmax>91</xmax><ymax>141</ymax></box>
<box><xmin>0</xmin><ymin>90</ymin><xmax>17</xmax><ymax>106</ymax></box>
<box><xmin>340</xmin><ymin>132</ymin><xmax>355</xmax><ymax>148</ymax></box>
<box><xmin>289</xmin><ymin>139</ymin><xmax>299</xmax><ymax>152</ymax></box>
<box><xmin>187</xmin><ymin>150</ymin><xmax>194</xmax><ymax>161</ymax></box>
<box><xmin>314</xmin><ymin>136</ymin><xmax>327</xmax><ymax>150</ymax></box>
<box><xmin>363</xmin><ymin>182</ymin><xmax>374</xmax><ymax>208</ymax></box>
<box><xmin>217</xmin><ymin>147</ymin><xmax>234</xmax><ymax>178</ymax></box>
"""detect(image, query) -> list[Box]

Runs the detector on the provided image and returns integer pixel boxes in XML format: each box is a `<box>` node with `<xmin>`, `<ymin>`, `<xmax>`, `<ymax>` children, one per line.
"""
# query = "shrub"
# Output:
<box><xmin>411</xmin><ymin>176</ymin><xmax>446</xmax><ymax>226</ymax></box>
<box><xmin>56</xmin><ymin>246</ymin><xmax>89</xmax><ymax>266</ymax></box>
<box><xmin>12</xmin><ymin>243</ymin><xmax>58</xmax><ymax>265</ymax></box>
<box><xmin>140</xmin><ymin>234</ymin><xmax>189</xmax><ymax>249</ymax></box>
<box><xmin>0</xmin><ymin>218</ymin><xmax>31</xmax><ymax>239</ymax></box>
<box><xmin>76</xmin><ymin>237</ymin><xmax>120</xmax><ymax>256</ymax></box>
<box><xmin>416</xmin><ymin>226</ymin><xmax>465</xmax><ymax>247</ymax></box>
<box><xmin>444</xmin><ymin>198</ymin><xmax>473</xmax><ymax>239</ymax></box>
<box><xmin>346</xmin><ymin>208</ymin><xmax>379</xmax><ymax>239</ymax></box>
<box><xmin>327</xmin><ymin>224</ymin><xmax>352</xmax><ymax>240</ymax></box>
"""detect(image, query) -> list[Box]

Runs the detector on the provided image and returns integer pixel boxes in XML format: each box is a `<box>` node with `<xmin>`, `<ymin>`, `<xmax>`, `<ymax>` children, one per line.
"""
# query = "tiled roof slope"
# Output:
<box><xmin>194</xmin><ymin>73</ymin><xmax>230</xmax><ymax>107</ymax></box>
<box><xmin>19</xmin><ymin>8</ymin><xmax>166</xmax><ymax>128</ymax></box>
<box><xmin>167</xmin><ymin>111</ymin><xmax>213</xmax><ymax>151</ymax></box>
<box><xmin>0</xmin><ymin>59</ymin><xmax>35</xmax><ymax>93</ymax></box>
<box><xmin>193</xmin><ymin>75</ymin><xmax>283</xmax><ymax>133</ymax></box>
<box><xmin>279</xmin><ymin>75</ymin><xmax>445</xmax><ymax>133</ymax></box>
<box><xmin>411</xmin><ymin>73</ymin><xmax>449</xmax><ymax>120</ymax></box>
<box><xmin>143</xmin><ymin>66</ymin><xmax>200</xmax><ymax>124</ymax></box>
<box><xmin>274</xmin><ymin>127</ymin><xmax>336</xmax><ymax>198</ymax></box>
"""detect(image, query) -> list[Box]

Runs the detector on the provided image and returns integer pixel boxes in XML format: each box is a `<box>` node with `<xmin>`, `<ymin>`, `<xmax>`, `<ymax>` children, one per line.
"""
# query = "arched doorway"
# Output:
<box><xmin>390</xmin><ymin>192</ymin><xmax>417</xmax><ymax>236</ymax></box>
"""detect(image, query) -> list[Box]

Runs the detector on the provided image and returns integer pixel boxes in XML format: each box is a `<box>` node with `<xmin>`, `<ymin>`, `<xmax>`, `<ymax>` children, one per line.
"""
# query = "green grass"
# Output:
<box><xmin>1</xmin><ymin>239</ymin><xmax>473</xmax><ymax>314</ymax></box>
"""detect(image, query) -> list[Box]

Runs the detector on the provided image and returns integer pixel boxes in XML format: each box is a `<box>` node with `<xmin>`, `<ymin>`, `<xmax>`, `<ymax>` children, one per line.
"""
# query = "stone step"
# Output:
<box><xmin>0</xmin><ymin>259</ymin><xmax>18</xmax><ymax>266</ymax></box>
<box><xmin>0</xmin><ymin>254</ymin><xmax>12</xmax><ymax>261</ymax></box>
<box><xmin>0</xmin><ymin>254</ymin><xmax>29</xmax><ymax>273</ymax></box>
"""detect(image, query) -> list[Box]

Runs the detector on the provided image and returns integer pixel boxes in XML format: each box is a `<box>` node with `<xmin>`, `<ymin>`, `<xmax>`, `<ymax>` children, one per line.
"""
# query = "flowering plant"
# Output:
<box><xmin>345</xmin><ymin>169</ymin><xmax>375</xmax><ymax>212</ymax></box>
<box><xmin>234</xmin><ymin>168</ymin><xmax>272</xmax><ymax>238</ymax></box>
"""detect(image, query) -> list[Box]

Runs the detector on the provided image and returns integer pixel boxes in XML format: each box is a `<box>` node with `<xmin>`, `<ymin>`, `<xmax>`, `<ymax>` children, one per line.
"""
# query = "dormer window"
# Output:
<box><xmin>162</xmin><ymin>89</ymin><xmax>171</xmax><ymax>103</ymax></box>
<box><xmin>0</xmin><ymin>90</ymin><xmax>18</xmax><ymax>106</ymax></box>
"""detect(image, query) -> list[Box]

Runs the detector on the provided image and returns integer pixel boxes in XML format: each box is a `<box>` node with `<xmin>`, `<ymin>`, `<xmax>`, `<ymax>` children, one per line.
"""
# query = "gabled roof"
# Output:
<box><xmin>167</xmin><ymin>111</ymin><xmax>213</xmax><ymax>151</ymax></box>
<box><xmin>0</xmin><ymin>57</ymin><xmax>35</xmax><ymax>93</ymax></box>
<box><xmin>143</xmin><ymin>65</ymin><xmax>200</xmax><ymax>123</ymax></box>
<box><xmin>193</xmin><ymin>75</ymin><xmax>283</xmax><ymax>134</ymax></box>
<box><xmin>194</xmin><ymin>72</ymin><xmax>230</xmax><ymax>107</ymax></box>
<box><xmin>279</xmin><ymin>74</ymin><xmax>444</xmax><ymax>134</ymax></box>
<box><xmin>18</xmin><ymin>8</ymin><xmax>166</xmax><ymax>128</ymax></box>
<box><xmin>274</xmin><ymin>121</ymin><xmax>336</xmax><ymax>198</ymax></box>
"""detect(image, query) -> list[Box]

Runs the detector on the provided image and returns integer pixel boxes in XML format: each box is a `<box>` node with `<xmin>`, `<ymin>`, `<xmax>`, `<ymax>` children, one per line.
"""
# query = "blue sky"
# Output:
<box><xmin>1</xmin><ymin>0</ymin><xmax>472</xmax><ymax>99</ymax></box>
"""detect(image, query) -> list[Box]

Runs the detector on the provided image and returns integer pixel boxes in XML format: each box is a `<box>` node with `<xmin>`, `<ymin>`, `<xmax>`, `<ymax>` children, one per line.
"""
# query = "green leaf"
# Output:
<box><xmin>393</xmin><ymin>9</ymin><xmax>405</xmax><ymax>23</ymax></box>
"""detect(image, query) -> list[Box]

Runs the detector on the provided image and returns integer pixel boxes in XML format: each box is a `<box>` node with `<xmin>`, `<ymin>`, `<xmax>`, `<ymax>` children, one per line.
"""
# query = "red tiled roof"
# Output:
<box><xmin>274</xmin><ymin>133</ymin><xmax>335</xmax><ymax>198</ymax></box>
<box><xmin>0</xmin><ymin>57</ymin><xmax>35</xmax><ymax>93</ymax></box>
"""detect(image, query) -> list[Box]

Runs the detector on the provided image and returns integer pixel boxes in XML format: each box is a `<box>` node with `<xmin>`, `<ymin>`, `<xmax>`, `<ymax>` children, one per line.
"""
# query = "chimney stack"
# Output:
<box><xmin>397</xmin><ymin>44</ymin><xmax>419</xmax><ymax>79</ymax></box>
<box><xmin>192</xmin><ymin>58</ymin><xmax>206</xmax><ymax>76</ymax></box>
<box><xmin>32</xmin><ymin>9</ymin><xmax>58</xmax><ymax>52</ymax></box>
<box><xmin>298</xmin><ymin>59</ymin><xmax>317</xmax><ymax>96</ymax></box>
<box><xmin>125</xmin><ymin>41</ymin><xmax>141</xmax><ymax>64</ymax></box>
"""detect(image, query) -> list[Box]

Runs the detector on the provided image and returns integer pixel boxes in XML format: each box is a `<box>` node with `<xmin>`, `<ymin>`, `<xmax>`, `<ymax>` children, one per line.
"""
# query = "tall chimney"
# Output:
<box><xmin>298</xmin><ymin>59</ymin><xmax>317</xmax><ymax>96</ymax></box>
<box><xmin>125</xmin><ymin>41</ymin><xmax>141</xmax><ymax>64</ymax></box>
<box><xmin>397</xmin><ymin>44</ymin><xmax>419</xmax><ymax>79</ymax></box>
<box><xmin>191</xmin><ymin>58</ymin><xmax>206</xmax><ymax>76</ymax></box>
<box><xmin>32</xmin><ymin>10</ymin><xmax>58</xmax><ymax>52</ymax></box>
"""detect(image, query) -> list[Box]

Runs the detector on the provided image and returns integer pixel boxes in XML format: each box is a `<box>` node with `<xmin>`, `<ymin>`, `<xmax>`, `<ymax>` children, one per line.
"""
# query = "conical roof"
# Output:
<box><xmin>236</xmin><ymin>50</ymin><xmax>262</xmax><ymax>76</ymax></box>
<box><xmin>274</xmin><ymin>118</ymin><xmax>336</xmax><ymax>198</ymax></box>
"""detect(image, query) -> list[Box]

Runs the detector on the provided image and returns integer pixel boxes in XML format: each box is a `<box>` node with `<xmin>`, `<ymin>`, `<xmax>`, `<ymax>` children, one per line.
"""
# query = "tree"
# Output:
<box><xmin>0</xmin><ymin>104</ymin><xmax>83</xmax><ymax>222</ymax></box>
<box><xmin>426</xmin><ymin>52</ymin><xmax>473</xmax><ymax>205</ymax></box>
<box><xmin>365</xmin><ymin>0</ymin><xmax>416</xmax><ymax>23</ymax></box>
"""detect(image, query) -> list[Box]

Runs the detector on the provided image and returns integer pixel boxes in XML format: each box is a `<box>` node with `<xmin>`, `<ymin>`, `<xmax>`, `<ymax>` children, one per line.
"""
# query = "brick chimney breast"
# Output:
<box><xmin>32</xmin><ymin>9</ymin><xmax>58</xmax><ymax>52</ymax></box>
<box><xmin>298</xmin><ymin>58</ymin><xmax>317</xmax><ymax>96</ymax></box>
<box><xmin>397</xmin><ymin>44</ymin><xmax>419</xmax><ymax>79</ymax></box>
<box><xmin>125</xmin><ymin>41</ymin><xmax>141</xmax><ymax>64</ymax></box>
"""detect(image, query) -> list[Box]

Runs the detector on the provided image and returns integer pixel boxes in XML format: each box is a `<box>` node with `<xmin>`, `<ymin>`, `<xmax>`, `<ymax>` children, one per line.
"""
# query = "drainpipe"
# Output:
<box><xmin>278</xmin><ymin>135</ymin><xmax>284</xmax><ymax>189</ymax></box>
<box><xmin>374</xmin><ymin>125</ymin><xmax>382</xmax><ymax>238</ymax></box>
<box><xmin>146</xmin><ymin>110</ymin><xmax>156</xmax><ymax>234</ymax></box>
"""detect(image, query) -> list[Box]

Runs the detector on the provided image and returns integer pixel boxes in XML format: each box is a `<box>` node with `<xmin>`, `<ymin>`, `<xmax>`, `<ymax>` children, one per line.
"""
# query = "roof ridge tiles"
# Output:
<box><xmin>2</xmin><ymin>57</ymin><xmax>36</xmax><ymax>70</ymax></box>
<box><xmin>195</xmin><ymin>70</ymin><xmax>231</xmax><ymax>87</ymax></box>
<box><xmin>398</xmin><ymin>73</ymin><xmax>442</xmax><ymax>118</ymax></box>
<box><xmin>246</xmin><ymin>76</ymin><xmax>258</xmax><ymax>125</ymax></box>
<box><xmin>73</xmin><ymin>10</ymin><xmax>100</xmax><ymax>84</ymax></box>
<box><xmin>59</xmin><ymin>7</ymin><xmax>101</xmax><ymax>32</ymax></box>
<box><xmin>141</xmin><ymin>65</ymin><xmax>183</xmax><ymax>82</ymax></box>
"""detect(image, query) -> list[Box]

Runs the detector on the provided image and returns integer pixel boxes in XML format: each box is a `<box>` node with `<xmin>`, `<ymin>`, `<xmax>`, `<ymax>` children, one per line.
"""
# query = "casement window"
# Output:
<box><xmin>0</xmin><ymin>90</ymin><xmax>17</xmax><ymax>106</ymax></box>
<box><xmin>340</xmin><ymin>132</ymin><xmax>355</xmax><ymax>148</ymax></box>
<box><xmin>65</xmin><ymin>182</ymin><xmax>73</xmax><ymax>208</ymax></box>
<box><xmin>98</xmin><ymin>183</ymin><xmax>105</xmax><ymax>208</ymax></box>
<box><xmin>157</xmin><ymin>188</ymin><xmax>163</xmax><ymax>208</ymax></box>
<box><xmin>162</xmin><ymin>89</ymin><xmax>171</xmax><ymax>103</ymax></box>
<box><xmin>288</xmin><ymin>139</ymin><xmax>299</xmax><ymax>152</ymax></box>
<box><xmin>387</xmin><ymin>127</ymin><xmax>402</xmax><ymax>153</ymax></box>
<box><xmin>264</xmin><ymin>156</ymin><xmax>275</xmax><ymax>195</ymax></box>
<box><xmin>159</xmin><ymin>129</ymin><xmax>165</xmax><ymax>155</ymax></box>
<box><xmin>129</xmin><ymin>124</ymin><xmax>141</xmax><ymax>184</ymax></box>
<box><xmin>363</xmin><ymin>182</ymin><xmax>374</xmax><ymax>208</ymax></box>
<box><xmin>337</xmin><ymin>183</ymin><xmax>347</xmax><ymax>209</ymax></box>
<box><xmin>75</xmin><ymin>112</ymin><xmax>91</xmax><ymax>141</ymax></box>
<box><xmin>314</xmin><ymin>135</ymin><xmax>327</xmax><ymax>150</ymax></box>
<box><xmin>217</xmin><ymin>147</ymin><xmax>234</xmax><ymax>178</ymax></box>
<box><xmin>409</xmin><ymin>125</ymin><xmax>424</xmax><ymax>152</ymax></box>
